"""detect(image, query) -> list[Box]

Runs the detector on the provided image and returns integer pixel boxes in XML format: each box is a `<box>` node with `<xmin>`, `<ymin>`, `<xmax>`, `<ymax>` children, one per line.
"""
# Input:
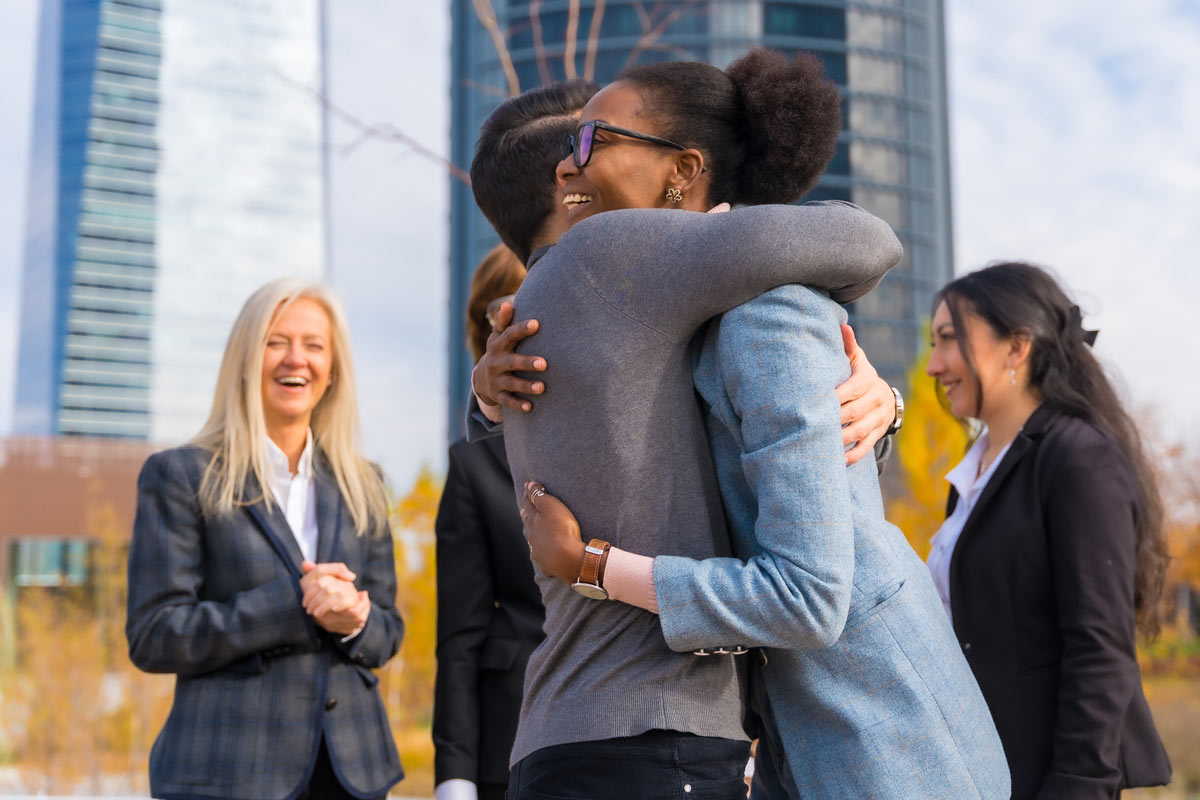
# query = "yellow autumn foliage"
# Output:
<box><xmin>885</xmin><ymin>325</ymin><xmax>974</xmax><ymax>559</ymax></box>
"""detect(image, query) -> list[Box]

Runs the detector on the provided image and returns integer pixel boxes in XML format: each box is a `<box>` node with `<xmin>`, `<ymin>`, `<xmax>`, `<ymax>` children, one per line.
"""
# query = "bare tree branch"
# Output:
<box><xmin>624</xmin><ymin>0</ymin><xmax>703</xmax><ymax>70</ymax></box>
<box><xmin>583</xmin><ymin>0</ymin><xmax>607</xmax><ymax>82</ymax></box>
<box><xmin>459</xmin><ymin>77</ymin><xmax>509</xmax><ymax>99</ymax></box>
<box><xmin>529</xmin><ymin>0</ymin><xmax>553</xmax><ymax>86</ymax></box>
<box><xmin>252</xmin><ymin>53</ymin><xmax>471</xmax><ymax>185</ymax></box>
<box><xmin>563</xmin><ymin>0</ymin><xmax>581</xmax><ymax>79</ymax></box>
<box><xmin>473</xmin><ymin>0</ymin><xmax>521</xmax><ymax>97</ymax></box>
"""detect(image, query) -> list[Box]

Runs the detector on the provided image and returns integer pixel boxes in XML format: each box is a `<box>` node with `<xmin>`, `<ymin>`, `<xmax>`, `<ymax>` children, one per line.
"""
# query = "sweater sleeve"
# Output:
<box><xmin>555</xmin><ymin>201</ymin><xmax>901</xmax><ymax>343</ymax></box>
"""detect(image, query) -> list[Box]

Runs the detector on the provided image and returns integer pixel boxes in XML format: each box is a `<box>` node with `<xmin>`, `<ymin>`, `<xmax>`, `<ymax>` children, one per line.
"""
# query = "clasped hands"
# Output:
<box><xmin>299</xmin><ymin>560</ymin><xmax>370</xmax><ymax>638</ymax></box>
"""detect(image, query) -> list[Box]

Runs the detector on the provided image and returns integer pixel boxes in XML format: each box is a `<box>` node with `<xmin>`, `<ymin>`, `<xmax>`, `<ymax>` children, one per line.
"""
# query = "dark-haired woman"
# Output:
<box><xmin>433</xmin><ymin>244</ymin><xmax>544</xmax><ymax>800</ymax></box>
<box><xmin>480</xmin><ymin>50</ymin><xmax>1009</xmax><ymax>799</ymax></box>
<box><xmin>925</xmin><ymin>262</ymin><xmax>1172</xmax><ymax>798</ymax></box>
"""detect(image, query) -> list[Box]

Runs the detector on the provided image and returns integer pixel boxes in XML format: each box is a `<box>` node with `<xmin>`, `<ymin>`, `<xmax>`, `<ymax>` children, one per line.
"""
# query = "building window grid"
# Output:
<box><xmin>70</xmin><ymin>285</ymin><xmax>154</xmax><ymax>311</ymax></box>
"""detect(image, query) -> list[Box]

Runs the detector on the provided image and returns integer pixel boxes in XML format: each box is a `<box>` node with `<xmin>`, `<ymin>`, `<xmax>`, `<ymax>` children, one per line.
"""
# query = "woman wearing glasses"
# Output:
<box><xmin>478</xmin><ymin>50</ymin><xmax>1009</xmax><ymax>800</ymax></box>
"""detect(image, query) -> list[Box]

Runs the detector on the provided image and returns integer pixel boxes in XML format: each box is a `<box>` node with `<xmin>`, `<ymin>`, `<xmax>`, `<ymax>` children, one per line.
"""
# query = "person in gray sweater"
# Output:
<box><xmin>464</xmin><ymin>57</ymin><xmax>905</xmax><ymax>800</ymax></box>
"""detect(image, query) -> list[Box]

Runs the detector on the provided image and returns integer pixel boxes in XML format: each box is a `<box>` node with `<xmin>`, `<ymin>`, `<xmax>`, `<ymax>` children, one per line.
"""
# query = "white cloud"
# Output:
<box><xmin>947</xmin><ymin>0</ymin><xmax>1200</xmax><ymax>439</ymax></box>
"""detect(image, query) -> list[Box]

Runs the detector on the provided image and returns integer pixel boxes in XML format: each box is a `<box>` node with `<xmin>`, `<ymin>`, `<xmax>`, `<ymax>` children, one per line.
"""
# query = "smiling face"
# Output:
<box><xmin>554</xmin><ymin>81</ymin><xmax>703</xmax><ymax>225</ymax></box>
<box><xmin>260</xmin><ymin>297</ymin><xmax>334</xmax><ymax>431</ymax></box>
<box><xmin>926</xmin><ymin>298</ymin><xmax>1020</xmax><ymax>421</ymax></box>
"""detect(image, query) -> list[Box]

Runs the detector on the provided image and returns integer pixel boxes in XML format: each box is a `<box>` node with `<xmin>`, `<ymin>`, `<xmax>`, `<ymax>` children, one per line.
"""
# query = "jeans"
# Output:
<box><xmin>507</xmin><ymin>729</ymin><xmax>750</xmax><ymax>800</ymax></box>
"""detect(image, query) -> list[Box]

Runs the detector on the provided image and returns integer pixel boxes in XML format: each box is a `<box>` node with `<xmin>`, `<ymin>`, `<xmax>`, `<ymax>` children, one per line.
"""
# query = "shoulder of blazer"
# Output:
<box><xmin>1031</xmin><ymin>406</ymin><xmax>1136</xmax><ymax>492</ymax></box>
<box><xmin>448</xmin><ymin>435</ymin><xmax>512</xmax><ymax>482</ymax></box>
<box><xmin>143</xmin><ymin>443</ymin><xmax>211</xmax><ymax>489</ymax></box>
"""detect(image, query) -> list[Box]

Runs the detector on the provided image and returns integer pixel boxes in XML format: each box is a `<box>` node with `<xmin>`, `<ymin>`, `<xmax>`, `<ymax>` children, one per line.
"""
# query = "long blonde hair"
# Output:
<box><xmin>191</xmin><ymin>278</ymin><xmax>388</xmax><ymax>535</ymax></box>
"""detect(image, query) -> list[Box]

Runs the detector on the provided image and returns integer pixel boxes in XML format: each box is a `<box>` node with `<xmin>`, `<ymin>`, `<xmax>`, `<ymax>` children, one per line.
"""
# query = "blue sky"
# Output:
<box><xmin>1</xmin><ymin>1</ymin><xmax>1197</xmax><ymax>487</ymax></box>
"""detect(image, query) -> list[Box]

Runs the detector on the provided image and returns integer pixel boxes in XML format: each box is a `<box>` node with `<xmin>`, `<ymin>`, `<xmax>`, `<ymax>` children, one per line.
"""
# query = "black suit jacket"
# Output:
<box><xmin>432</xmin><ymin>435</ymin><xmax>545</xmax><ymax>788</ymax></box>
<box><xmin>946</xmin><ymin>403</ymin><xmax>1170</xmax><ymax>799</ymax></box>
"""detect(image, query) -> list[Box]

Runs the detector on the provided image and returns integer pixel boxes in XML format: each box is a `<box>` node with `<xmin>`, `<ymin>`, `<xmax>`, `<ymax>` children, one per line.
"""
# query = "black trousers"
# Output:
<box><xmin>507</xmin><ymin>729</ymin><xmax>749</xmax><ymax>800</ymax></box>
<box><xmin>299</xmin><ymin>737</ymin><xmax>387</xmax><ymax>800</ymax></box>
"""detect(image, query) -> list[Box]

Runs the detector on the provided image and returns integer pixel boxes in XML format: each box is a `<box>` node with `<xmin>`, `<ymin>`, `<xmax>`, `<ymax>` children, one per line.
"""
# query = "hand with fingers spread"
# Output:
<box><xmin>836</xmin><ymin>324</ymin><xmax>898</xmax><ymax>466</ymax></box>
<box><xmin>520</xmin><ymin>481</ymin><xmax>586</xmax><ymax>584</ymax></box>
<box><xmin>300</xmin><ymin>560</ymin><xmax>370</xmax><ymax>637</ymax></box>
<box><xmin>472</xmin><ymin>300</ymin><xmax>549</xmax><ymax>414</ymax></box>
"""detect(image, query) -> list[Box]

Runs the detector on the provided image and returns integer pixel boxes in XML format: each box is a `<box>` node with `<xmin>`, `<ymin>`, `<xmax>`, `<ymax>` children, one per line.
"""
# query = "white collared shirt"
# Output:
<box><xmin>264</xmin><ymin>429</ymin><xmax>319</xmax><ymax>562</ymax></box>
<box><xmin>925</xmin><ymin>431</ymin><xmax>1013</xmax><ymax>623</ymax></box>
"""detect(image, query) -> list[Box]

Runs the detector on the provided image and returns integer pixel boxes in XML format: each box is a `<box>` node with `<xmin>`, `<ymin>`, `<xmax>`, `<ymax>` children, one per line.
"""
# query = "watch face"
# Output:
<box><xmin>571</xmin><ymin>581</ymin><xmax>609</xmax><ymax>600</ymax></box>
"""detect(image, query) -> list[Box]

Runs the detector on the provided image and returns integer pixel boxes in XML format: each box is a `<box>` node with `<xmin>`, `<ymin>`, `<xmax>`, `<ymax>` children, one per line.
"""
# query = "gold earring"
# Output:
<box><xmin>665</xmin><ymin>187</ymin><xmax>683</xmax><ymax>203</ymax></box>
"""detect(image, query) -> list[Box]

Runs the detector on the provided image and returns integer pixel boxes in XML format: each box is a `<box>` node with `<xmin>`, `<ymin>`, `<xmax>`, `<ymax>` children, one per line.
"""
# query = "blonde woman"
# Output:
<box><xmin>126</xmin><ymin>279</ymin><xmax>404</xmax><ymax>800</ymax></box>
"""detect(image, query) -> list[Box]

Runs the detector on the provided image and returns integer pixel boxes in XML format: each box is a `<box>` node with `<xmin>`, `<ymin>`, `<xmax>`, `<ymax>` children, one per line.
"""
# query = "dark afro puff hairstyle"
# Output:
<box><xmin>619</xmin><ymin>48</ymin><xmax>841</xmax><ymax>206</ymax></box>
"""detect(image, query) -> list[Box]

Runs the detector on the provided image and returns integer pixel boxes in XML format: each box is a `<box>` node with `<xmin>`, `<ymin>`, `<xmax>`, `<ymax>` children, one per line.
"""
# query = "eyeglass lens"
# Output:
<box><xmin>575</xmin><ymin>123</ymin><xmax>595</xmax><ymax>167</ymax></box>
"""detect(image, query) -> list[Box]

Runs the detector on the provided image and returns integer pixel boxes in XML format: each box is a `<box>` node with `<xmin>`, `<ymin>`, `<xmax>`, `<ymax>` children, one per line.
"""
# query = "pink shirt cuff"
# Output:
<box><xmin>604</xmin><ymin>548</ymin><xmax>658</xmax><ymax>614</ymax></box>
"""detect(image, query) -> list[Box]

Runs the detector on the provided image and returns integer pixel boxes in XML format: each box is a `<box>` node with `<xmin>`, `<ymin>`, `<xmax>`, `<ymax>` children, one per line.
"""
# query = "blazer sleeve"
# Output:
<box><xmin>431</xmin><ymin>447</ymin><xmax>494</xmax><ymax>784</ymax></box>
<box><xmin>653</xmin><ymin>285</ymin><xmax>855</xmax><ymax>651</ymax></box>
<box><xmin>125</xmin><ymin>450</ymin><xmax>314</xmax><ymax>675</ymax></box>
<box><xmin>335</xmin><ymin>502</ymin><xmax>406</xmax><ymax>670</ymax></box>
<box><xmin>1037</xmin><ymin>431</ymin><xmax>1141</xmax><ymax>800</ymax></box>
<box><xmin>559</xmin><ymin>201</ymin><xmax>902</xmax><ymax>342</ymax></box>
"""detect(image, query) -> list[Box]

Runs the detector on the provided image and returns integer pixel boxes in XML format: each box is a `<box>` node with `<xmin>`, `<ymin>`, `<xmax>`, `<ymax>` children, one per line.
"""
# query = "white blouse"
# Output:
<box><xmin>925</xmin><ymin>431</ymin><xmax>1013</xmax><ymax>623</ymax></box>
<box><xmin>264</xmin><ymin>429</ymin><xmax>319</xmax><ymax>562</ymax></box>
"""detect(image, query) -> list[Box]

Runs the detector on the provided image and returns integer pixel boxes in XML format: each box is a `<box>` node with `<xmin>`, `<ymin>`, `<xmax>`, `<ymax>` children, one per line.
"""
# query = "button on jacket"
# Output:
<box><xmin>946</xmin><ymin>403</ymin><xmax>1171</xmax><ymax>799</ymax></box>
<box><xmin>126</xmin><ymin>445</ymin><xmax>406</xmax><ymax>800</ymax></box>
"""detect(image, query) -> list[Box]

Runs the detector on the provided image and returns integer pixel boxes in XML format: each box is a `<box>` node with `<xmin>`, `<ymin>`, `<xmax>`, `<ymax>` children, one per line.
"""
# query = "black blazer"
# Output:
<box><xmin>432</xmin><ymin>435</ymin><xmax>545</xmax><ymax>789</ymax></box>
<box><xmin>946</xmin><ymin>403</ymin><xmax>1171</xmax><ymax>799</ymax></box>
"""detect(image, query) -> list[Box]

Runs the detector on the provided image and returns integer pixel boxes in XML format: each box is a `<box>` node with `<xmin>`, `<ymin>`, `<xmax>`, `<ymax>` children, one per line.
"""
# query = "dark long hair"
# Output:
<box><xmin>934</xmin><ymin>262</ymin><xmax>1168</xmax><ymax>636</ymax></box>
<box><xmin>619</xmin><ymin>48</ymin><xmax>842</xmax><ymax>207</ymax></box>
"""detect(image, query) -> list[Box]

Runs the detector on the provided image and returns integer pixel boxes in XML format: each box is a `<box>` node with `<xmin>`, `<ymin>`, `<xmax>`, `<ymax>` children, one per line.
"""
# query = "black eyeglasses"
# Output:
<box><xmin>568</xmin><ymin>120</ymin><xmax>687</xmax><ymax>168</ymax></box>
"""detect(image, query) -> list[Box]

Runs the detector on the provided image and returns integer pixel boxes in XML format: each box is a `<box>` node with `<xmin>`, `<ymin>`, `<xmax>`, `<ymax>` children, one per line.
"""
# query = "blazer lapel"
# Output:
<box><xmin>948</xmin><ymin>403</ymin><xmax>1057</xmax><ymax>587</ymax></box>
<box><xmin>244</xmin><ymin>475</ymin><xmax>305</xmax><ymax>576</ymax></box>
<box><xmin>314</xmin><ymin>460</ymin><xmax>343</xmax><ymax>564</ymax></box>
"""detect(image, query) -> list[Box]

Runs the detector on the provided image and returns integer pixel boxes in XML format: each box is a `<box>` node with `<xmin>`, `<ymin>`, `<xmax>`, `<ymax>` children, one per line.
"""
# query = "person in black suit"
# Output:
<box><xmin>924</xmin><ymin>262</ymin><xmax>1172</xmax><ymax>799</ymax></box>
<box><xmin>433</xmin><ymin>244</ymin><xmax>542</xmax><ymax>800</ymax></box>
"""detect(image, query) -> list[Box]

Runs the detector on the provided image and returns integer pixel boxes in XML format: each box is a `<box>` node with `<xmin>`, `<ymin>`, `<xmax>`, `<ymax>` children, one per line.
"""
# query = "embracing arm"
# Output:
<box><xmin>431</xmin><ymin>448</ymin><xmax>492</xmax><ymax>786</ymax></box>
<box><xmin>561</xmin><ymin>201</ymin><xmax>901</xmax><ymax>340</ymax></box>
<box><xmin>1037</xmin><ymin>436</ymin><xmax>1141</xmax><ymax>799</ymax></box>
<box><xmin>652</xmin><ymin>286</ymin><xmax>856</xmax><ymax>651</ymax></box>
<box><xmin>125</xmin><ymin>450</ymin><xmax>314</xmax><ymax>675</ymax></box>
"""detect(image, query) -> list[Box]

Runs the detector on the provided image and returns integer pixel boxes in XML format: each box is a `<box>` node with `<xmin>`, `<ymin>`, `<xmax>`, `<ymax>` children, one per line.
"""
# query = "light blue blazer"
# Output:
<box><xmin>653</xmin><ymin>285</ymin><xmax>1011</xmax><ymax>799</ymax></box>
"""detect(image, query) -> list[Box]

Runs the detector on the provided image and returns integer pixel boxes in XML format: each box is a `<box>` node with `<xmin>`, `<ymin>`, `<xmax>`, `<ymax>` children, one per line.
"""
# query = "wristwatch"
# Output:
<box><xmin>886</xmin><ymin>386</ymin><xmax>905</xmax><ymax>435</ymax></box>
<box><xmin>571</xmin><ymin>539</ymin><xmax>611</xmax><ymax>600</ymax></box>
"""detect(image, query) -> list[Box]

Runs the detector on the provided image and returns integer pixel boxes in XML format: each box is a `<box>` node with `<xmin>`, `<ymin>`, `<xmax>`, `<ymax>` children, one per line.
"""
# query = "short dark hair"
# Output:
<box><xmin>470</xmin><ymin>80</ymin><xmax>600</xmax><ymax>263</ymax></box>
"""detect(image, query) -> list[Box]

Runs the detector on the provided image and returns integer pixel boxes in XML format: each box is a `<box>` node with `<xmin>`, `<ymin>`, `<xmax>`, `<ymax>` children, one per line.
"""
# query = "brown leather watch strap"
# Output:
<box><xmin>577</xmin><ymin>538</ymin><xmax>611</xmax><ymax>587</ymax></box>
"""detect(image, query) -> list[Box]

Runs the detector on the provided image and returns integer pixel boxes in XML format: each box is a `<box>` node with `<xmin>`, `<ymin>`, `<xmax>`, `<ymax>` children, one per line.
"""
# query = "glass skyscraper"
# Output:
<box><xmin>14</xmin><ymin>0</ymin><xmax>329</xmax><ymax>442</ymax></box>
<box><xmin>448</xmin><ymin>0</ymin><xmax>953</xmax><ymax>437</ymax></box>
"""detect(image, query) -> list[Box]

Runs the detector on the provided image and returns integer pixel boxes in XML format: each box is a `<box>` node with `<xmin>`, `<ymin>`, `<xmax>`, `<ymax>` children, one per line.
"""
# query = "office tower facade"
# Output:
<box><xmin>15</xmin><ymin>0</ymin><xmax>329</xmax><ymax>442</ymax></box>
<box><xmin>448</xmin><ymin>0</ymin><xmax>953</xmax><ymax>437</ymax></box>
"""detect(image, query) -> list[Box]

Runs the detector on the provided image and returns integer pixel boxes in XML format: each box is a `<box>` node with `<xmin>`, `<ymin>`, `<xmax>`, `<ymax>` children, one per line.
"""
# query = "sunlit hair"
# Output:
<box><xmin>190</xmin><ymin>278</ymin><xmax>388</xmax><ymax>535</ymax></box>
<box><xmin>466</xmin><ymin>244</ymin><xmax>526</xmax><ymax>362</ymax></box>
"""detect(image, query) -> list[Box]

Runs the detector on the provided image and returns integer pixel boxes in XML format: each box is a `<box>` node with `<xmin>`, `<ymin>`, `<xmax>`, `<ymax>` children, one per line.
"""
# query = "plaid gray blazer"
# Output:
<box><xmin>126</xmin><ymin>445</ymin><xmax>404</xmax><ymax>800</ymax></box>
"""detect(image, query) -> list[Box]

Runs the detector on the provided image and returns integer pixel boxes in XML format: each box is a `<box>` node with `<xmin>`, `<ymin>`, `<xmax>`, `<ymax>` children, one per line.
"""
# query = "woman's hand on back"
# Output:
<box><xmin>837</xmin><ymin>324</ymin><xmax>897</xmax><ymax>466</ymax></box>
<box><xmin>472</xmin><ymin>300</ymin><xmax>549</xmax><ymax>413</ymax></box>
<box><xmin>520</xmin><ymin>481</ymin><xmax>586</xmax><ymax>584</ymax></box>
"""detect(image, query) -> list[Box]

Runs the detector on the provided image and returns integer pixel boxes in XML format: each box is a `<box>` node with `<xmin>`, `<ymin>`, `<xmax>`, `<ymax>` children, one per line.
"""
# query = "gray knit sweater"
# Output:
<box><xmin>471</xmin><ymin>202</ymin><xmax>902</xmax><ymax>766</ymax></box>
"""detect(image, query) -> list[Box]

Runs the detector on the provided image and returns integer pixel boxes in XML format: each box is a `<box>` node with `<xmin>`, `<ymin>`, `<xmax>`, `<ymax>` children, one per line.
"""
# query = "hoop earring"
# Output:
<box><xmin>1009</xmin><ymin>369</ymin><xmax>1016</xmax><ymax>387</ymax></box>
<box><xmin>665</xmin><ymin>187</ymin><xmax>683</xmax><ymax>203</ymax></box>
